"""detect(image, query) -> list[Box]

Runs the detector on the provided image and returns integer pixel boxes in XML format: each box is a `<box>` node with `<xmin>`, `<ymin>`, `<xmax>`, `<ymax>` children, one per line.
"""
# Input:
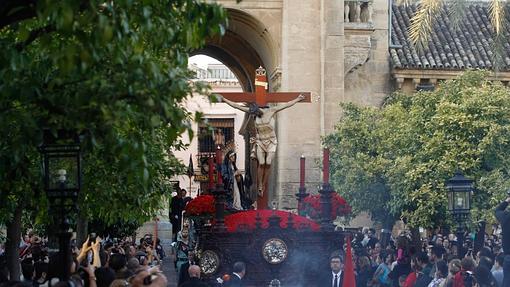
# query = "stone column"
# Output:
<box><xmin>323</xmin><ymin>0</ymin><xmax>345</xmax><ymax>135</ymax></box>
<box><xmin>275</xmin><ymin>0</ymin><xmax>344</xmax><ymax>210</ymax></box>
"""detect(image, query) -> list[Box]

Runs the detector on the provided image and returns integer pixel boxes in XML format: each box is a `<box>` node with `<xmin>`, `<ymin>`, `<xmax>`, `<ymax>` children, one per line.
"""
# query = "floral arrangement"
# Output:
<box><xmin>224</xmin><ymin>210</ymin><xmax>320</xmax><ymax>232</ymax></box>
<box><xmin>302</xmin><ymin>193</ymin><xmax>351</xmax><ymax>220</ymax></box>
<box><xmin>184</xmin><ymin>195</ymin><xmax>216</xmax><ymax>216</ymax></box>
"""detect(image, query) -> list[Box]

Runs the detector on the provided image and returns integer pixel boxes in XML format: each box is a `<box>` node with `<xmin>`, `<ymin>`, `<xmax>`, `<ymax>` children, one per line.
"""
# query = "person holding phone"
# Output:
<box><xmin>494</xmin><ymin>191</ymin><xmax>510</xmax><ymax>287</ymax></box>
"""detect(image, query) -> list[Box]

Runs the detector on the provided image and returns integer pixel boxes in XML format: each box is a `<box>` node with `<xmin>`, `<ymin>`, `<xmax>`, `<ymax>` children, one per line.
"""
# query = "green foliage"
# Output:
<box><xmin>0</xmin><ymin>0</ymin><xmax>226</xmax><ymax>225</ymax></box>
<box><xmin>0</xmin><ymin>226</ymin><xmax>5</xmax><ymax>243</ymax></box>
<box><xmin>81</xmin><ymin>127</ymin><xmax>185</xmax><ymax>225</ymax></box>
<box><xmin>88</xmin><ymin>219</ymin><xmax>141</xmax><ymax>239</ymax></box>
<box><xmin>326</xmin><ymin>70</ymin><xmax>510</xmax><ymax>228</ymax></box>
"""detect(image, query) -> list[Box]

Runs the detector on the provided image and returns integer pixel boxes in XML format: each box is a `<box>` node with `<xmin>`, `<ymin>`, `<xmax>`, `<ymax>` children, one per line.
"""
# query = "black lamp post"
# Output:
<box><xmin>39</xmin><ymin>129</ymin><xmax>81</xmax><ymax>281</ymax></box>
<box><xmin>446</xmin><ymin>170</ymin><xmax>473</xmax><ymax>258</ymax></box>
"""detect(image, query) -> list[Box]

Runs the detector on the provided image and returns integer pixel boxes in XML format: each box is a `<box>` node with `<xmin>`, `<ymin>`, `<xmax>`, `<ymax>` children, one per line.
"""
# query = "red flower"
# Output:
<box><xmin>184</xmin><ymin>195</ymin><xmax>216</xmax><ymax>216</ymax></box>
<box><xmin>302</xmin><ymin>193</ymin><xmax>351</xmax><ymax>220</ymax></box>
<box><xmin>224</xmin><ymin>210</ymin><xmax>320</xmax><ymax>232</ymax></box>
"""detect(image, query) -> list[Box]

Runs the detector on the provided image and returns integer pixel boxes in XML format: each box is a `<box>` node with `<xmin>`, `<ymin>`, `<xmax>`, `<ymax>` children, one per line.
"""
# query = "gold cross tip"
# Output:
<box><xmin>256</xmin><ymin>66</ymin><xmax>266</xmax><ymax>76</ymax></box>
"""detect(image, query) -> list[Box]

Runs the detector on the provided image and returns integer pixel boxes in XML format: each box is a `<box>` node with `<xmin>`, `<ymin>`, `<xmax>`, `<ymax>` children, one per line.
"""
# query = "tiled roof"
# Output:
<box><xmin>390</xmin><ymin>4</ymin><xmax>510</xmax><ymax>71</ymax></box>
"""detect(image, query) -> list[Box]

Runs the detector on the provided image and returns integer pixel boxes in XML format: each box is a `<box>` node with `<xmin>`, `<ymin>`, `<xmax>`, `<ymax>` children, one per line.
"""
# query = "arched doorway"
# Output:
<box><xmin>189</xmin><ymin>8</ymin><xmax>280</xmax><ymax>207</ymax></box>
<box><xmin>192</xmin><ymin>8</ymin><xmax>279</xmax><ymax>93</ymax></box>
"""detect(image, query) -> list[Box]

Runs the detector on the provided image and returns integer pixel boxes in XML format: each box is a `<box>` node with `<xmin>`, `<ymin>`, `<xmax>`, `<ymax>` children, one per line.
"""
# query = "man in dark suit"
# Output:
<box><xmin>224</xmin><ymin>261</ymin><xmax>246</xmax><ymax>287</ymax></box>
<box><xmin>320</xmin><ymin>255</ymin><xmax>344</xmax><ymax>287</ymax></box>
<box><xmin>179</xmin><ymin>265</ymin><xmax>209</xmax><ymax>287</ymax></box>
<box><xmin>177</xmin><ymin>251</ymin><xmax>195</xmax><ymax>286</ymax></box>
<box><xmin>170</xmin><ymin>188</ymin><xmax>185</xmax><ymax>242</ymax></box>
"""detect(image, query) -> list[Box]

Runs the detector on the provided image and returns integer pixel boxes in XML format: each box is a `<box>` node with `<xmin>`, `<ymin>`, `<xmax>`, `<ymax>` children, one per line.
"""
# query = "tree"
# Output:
<box><xmin>0</xmin><ymin>0</ymin><xmax>226</xmax><ymax>279</ymax></box>
<box><xmin>324</xmin><ymin>103</ymin><xmax>399</xmax><ymax>230</ymax></box>
<box><xmin>80</xmin><ymin>127</ymin><xmax>186</xmax><ymax>226</ymax></box>
<box><xmin>326</xmin><ymin>71</ymin><xmax>510</xmax><ymax>229</ymax></box>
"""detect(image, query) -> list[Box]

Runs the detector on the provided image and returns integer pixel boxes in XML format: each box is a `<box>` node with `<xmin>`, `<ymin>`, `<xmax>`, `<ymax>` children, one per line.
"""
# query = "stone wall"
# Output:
<box><xmin>274</xmin><ymin>0</ymin><xmax>346</xmax><ymax>211</ymax></box>
<box><xmin>344</xmin><ymin>0</ymin><xmax>391</xmax><ymax>108</ymax></box>
<box><xmin>275</xmin><ymin>0</ymin><xmax>390</xmax><ymax>213</ymax></box>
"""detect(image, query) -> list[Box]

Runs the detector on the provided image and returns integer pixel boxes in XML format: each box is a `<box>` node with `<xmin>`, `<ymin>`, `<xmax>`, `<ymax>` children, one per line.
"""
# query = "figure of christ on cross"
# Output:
<box><xmin>218</xmin><ymin>94</ymin><xmax>305</xmax><ymax>207</ymax></box>
<box><xmin>216</xmin><ymin>66</ymin><xmax>310</xmax><ymax>209</ymax></box>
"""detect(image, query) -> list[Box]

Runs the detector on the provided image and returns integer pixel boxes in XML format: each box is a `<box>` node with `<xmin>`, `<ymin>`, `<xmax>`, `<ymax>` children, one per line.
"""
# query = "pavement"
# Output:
<box><xmin>161</xmin><ymin>255</ymin><xmax>178</xmax><ymax>287</ymax></box>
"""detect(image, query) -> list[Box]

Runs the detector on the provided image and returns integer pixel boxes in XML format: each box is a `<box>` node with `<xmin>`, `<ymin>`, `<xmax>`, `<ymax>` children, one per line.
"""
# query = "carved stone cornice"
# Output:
<box><xmin>392</xmin><ymin>68</ymin><xmax>510</xmax><ymax>89</ymax></box>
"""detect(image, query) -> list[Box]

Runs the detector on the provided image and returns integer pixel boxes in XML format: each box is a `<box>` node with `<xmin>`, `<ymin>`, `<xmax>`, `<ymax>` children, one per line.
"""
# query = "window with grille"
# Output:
<box><xmin>198</xmin><ymin>118</ymin><xmax>235</xmax><ymax>153</ymax></box>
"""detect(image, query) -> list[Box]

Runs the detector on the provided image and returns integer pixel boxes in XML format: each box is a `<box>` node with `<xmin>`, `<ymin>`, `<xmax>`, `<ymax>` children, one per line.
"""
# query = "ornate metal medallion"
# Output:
<box><xmin>200</xmin><ymin>250</ymin><xmax>220</xmax><ymax>275</ymax></box>
<box><xmin>262</xmin><ymin>238</ymin><xmax>288</xmax><ymax>264</ymax></box>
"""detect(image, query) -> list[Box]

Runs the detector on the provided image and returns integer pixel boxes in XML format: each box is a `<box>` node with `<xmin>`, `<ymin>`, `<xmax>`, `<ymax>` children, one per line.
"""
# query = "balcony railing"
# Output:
<box><xmin>344</xmin><ymin>0</ymin><xmax>373</xmax><ymax>24</ymax></box>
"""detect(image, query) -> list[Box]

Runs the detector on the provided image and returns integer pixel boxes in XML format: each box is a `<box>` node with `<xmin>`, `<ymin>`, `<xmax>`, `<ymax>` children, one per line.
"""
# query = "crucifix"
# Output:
<box><xmin>216</xmin><ymin>66</ymin><xmax>311</xmax><ymax>209</ymax></box>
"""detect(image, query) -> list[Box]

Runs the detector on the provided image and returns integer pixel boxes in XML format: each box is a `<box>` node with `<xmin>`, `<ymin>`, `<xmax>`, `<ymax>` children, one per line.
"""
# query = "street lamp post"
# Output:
<box><xmin>446</xmin><ymin>170</ymin><xmax>473</xmax><ymax>258</ymax></box>
<box><xmin>39</xmin><ymin>130</ymin><xmax>81</xmax><ymax>282</ymax></box>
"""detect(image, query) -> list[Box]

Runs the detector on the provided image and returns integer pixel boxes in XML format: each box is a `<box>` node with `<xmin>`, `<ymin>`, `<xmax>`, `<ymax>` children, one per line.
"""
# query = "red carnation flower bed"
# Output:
<box><xmin>303</xmin><ymin>193</ymin><xmax>351</xmax><ymax>220</ymax></box>
<box><xmin>184</xmin><ymin>194</ymin><xmax>351</xmax><ymax>232</ymax></box>
<box><xmin>224</xmin><ymin>210</ymin><xmax>320</xmax><ymax>232</ymax></box>
<box><xmin>184</xmin><ymin>195</ymin><xmax>216</xmax><ymax>216</ymax></box>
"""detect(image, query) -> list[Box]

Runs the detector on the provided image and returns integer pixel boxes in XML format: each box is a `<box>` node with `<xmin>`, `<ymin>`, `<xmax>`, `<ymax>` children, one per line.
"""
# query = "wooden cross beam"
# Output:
<box><xmin>217</xmin><ymin>66</ymin><xmax>311</xmax><ymax>106</ymax></box>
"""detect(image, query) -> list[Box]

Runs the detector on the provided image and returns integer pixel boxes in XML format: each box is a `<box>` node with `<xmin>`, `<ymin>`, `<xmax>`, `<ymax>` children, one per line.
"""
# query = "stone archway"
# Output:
<box><xmin>192</xmin><ymin>8</ymin><xmax>279</xmax><ymax>92</ymax></box>
<box><xmin>191</xmin><ymin>8</ymin><xmax>281</xmax><ymax>206</ymax></box>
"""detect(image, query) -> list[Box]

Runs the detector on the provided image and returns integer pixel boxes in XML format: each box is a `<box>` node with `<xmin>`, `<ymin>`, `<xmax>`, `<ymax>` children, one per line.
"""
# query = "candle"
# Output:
<box><xmin>216</xmin><ymin>147</ymin><xmax>223</xmax><ymax>185</ymax></box>
<box><xmin>208</xmin><ymin>157</ymin><xmax>214</xmax><ymax>189</ymax></box>
<box><xmin>323</xmin><ymin>147</ymin><xmax>329</xmax><ymax>184</ymax></box>
<box><xmin>57</xmin><ymin>169</ymin><xmax>67</xmax><ymax>182</ymax></box>
<box><xmin>300</xmin><ymin>155</ymin><xmax>305</xmax><ymax>188</ymax></box>
<box><xmin>456</xmin><ymin>197</ymin><xmax>464</xmax><ymax>208</ymax></box>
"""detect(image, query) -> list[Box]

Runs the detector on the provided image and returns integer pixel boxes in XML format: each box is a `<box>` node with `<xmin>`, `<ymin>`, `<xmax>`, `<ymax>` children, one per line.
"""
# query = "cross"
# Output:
<box><xmin>217</xmin><ymin>66</ymin><xmax>311</xmax><ymax>106</ymax></box>
<box><xmin>216</xmin><ymin>66</ymin><xmax>311</xmax><ymax>210</ymax></box>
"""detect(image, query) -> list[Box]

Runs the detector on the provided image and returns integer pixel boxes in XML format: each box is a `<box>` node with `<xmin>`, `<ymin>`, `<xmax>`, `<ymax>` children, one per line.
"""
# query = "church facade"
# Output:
<box><xmin>181</xmin><ymin>0</ymin><xmax>389</xmax><ymax>210</ymax></box>
<box><xmin>174</xmin><ymin>0</ymin><xmax>510</xmax><ymax>211</ymax></box>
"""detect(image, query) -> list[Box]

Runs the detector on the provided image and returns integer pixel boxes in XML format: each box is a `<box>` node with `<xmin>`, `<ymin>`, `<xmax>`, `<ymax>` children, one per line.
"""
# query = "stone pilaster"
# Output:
<box><xmin>273</xmin><ymin>0</ymin><xmax>345</xmax><ymax>210</ymax></box>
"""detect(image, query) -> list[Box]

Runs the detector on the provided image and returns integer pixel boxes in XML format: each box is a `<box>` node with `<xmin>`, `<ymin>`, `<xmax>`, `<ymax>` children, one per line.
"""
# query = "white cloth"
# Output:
<box><xmin>231</xmin><ymin>164</ymin><xmax>242</xmax><ymax>210</ymax></box>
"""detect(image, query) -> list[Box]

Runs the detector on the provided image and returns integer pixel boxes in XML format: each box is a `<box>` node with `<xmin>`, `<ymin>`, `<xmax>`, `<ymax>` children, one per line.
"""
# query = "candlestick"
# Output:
<box><xmin>323</xmin><ymin>147</ymin><xmax>329</xmax><ymax>184</ymax></box>
<box><xmin>300</xmin><ymin>155</ymin><xmax>305</xmax><ymax>188</ymax></box>
<box><xmin>208</xmin><ymin>157</ymin><xmax>214</xmax><ymax>189</ymax></box>
<box><xmin>216</xmin><ymin>147</ymin><xmax>222</xmax><ymax>185</ymax></box>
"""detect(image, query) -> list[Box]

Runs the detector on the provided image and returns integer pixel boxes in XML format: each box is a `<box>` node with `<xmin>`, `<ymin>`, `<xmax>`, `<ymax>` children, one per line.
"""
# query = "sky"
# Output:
<box><xmin>189</xmin><ymin>54</ymin><xmax>221</xmax><ymax>69</ymax></box>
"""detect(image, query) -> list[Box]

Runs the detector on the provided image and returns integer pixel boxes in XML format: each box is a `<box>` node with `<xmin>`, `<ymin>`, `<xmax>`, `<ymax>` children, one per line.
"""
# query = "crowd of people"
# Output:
<box><xmin>323</xmin><ymin>196</ymin><xmax>510</xmax><ymax>287</ymax></box>
<box><xmin>169</xmin><ymin>208</ymin><xmax>509</xmax><ymax>286</ymax></box>
<box><xmin>0</xmin><ymin>225</ymin><xmax>506</xmax><ymax>287</ymax></box>
<box><xmin>1</xmin><ymin>196</ymin><xmax>510</xmax><ymax>287</ymax></box>
<box><xmin>331</xmin><ymin>226</ymin><xmax>505</xmax><ymax>287</ymax></box>
<box><xmin>0</xmin><ymin>232</ymin><xmax>168</xmax><ymax>287</ymax></box>
<box><xmin>169</xmin><ymin>188</ymin><xmax>510</xmax><ymax>287</ymax></box>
